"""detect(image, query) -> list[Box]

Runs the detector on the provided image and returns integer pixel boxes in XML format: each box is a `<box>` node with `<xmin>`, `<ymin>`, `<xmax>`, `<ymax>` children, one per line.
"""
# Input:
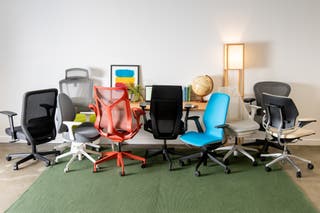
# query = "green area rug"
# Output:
<box><xmin>6</xmin><ymin>149</ymin><xmax>318</xmax><ymax>213</ymax></box>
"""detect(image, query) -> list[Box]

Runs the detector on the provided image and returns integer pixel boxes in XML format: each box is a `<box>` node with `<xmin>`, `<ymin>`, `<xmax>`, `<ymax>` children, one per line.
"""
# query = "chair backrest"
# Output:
<box><xmin>21</xmin><ymin>88</ymin><xmax>58</xmax><ymax>144</ymax></box>
<box><xmin>59</xmin><ymin>68</ymin><xmax>93</xmax><ymax>112</ymax></box>
<box><xmin>93</xmin><ymin>86</ymin><xmax>133</xmax><ymax>139</ymax></box>
<box><xmin>254</xmin><ymin>81</ymin><xmax>291</xmax><ymax>107</ymax></box>
<box><xmin>149</xmin><ymin>85</ymin><xmax>183</xmax><ymax>139</ymax></box>
<box><xmin>262</xmin><ymin>93</ymin><xmax>298</xmax><ymax>130</ymax></box>
<box><xmin>218</xmin><ymin>87</ymin><xmax>250</xmax><ymax>122</ymax></box>
<box><xmin>55</xmin><ymin>93</ymin><xmax>76</xmax><ymax>134</ymax></box>
<box><xmin>203</xmin><ymin>93</ymin><xmax>230</xmax><ymax>139</ymax></box>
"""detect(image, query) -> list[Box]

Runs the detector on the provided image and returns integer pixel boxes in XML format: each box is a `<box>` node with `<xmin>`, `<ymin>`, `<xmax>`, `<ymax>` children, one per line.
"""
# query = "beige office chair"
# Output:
<box><xmin>215</xmin><ymin>87</ymin><xmax>260</xmax><ymax>166</ymax></box>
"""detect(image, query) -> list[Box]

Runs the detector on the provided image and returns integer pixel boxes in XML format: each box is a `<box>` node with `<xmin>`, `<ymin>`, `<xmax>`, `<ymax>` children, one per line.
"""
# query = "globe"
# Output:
<box><xmin>191</xmin><ymin>75</ymin><xmax>214</xmax><ymax>101</ymax></box>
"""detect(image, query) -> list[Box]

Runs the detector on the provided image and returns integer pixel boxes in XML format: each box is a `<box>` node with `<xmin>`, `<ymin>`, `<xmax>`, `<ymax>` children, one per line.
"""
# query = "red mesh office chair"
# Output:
<box><xmin>90</xmin><ymin>86</ymin><xmax>146</xmax><ymax>176</ymax></box>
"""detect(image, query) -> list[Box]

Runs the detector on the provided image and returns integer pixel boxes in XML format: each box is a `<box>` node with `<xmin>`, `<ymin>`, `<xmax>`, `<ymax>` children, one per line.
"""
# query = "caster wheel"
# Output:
<box><xmin>252</xmin><ymin>161</ymin><xmax>258</xmax><ymax>166</ymax></box>
<box><xmin>6</xmin><ymin>156</ymin><xmax>12</xmax><ymax>161</ymax></box>
<box><xmin>13</xmin><ymin>165</ymin><xmax>18</xmax><ymax>170</ymax></box>
<box><xmin>55</xmin><ymin>159</ymin><xmax>59</xmax><ymax>163</ymax></box>
<box><xmin>119</xmin><ymin>171</ymin><xmax>125</xmax><ymax>176</ymax></box>
<box><xmin>265</xmin><ymin>166</ymin><xmax>272</xmax><ymax>172</ymax></box>
<box><xmin>223</xmin><ymin>159</ymin><xmax>230</xmax><ymax>165</ymax></box>
<box><xmin>194</xmin><ymin>170</ymin><xmax>201</xmax><ymax>177</ymax></box>
<box><xmin>64</xmin><ymin>168</ymin><xmax>69</xmax><ymax>173</ymax></box>
<box><xmin>307</xmin><ymin>163</ymin><xmax>314</xmax><ymax>170</ymax></box>
<box><xmin>179</xmin><ymin>160</ymin><xmax>185</xmax><ymax>167</ymax></box>
<box><xmin>45</xmin><ymin>161</ymin><xmax>51</xmax><ymax>167</ymax></box>
<box><xmin>296</xmin><ymin>171</ymin><xmax>302</xmax><ymax>178</ymax></box>
<box><xmin>141</xmin><ymin>163</ymin><xmax>146</xmax><ymax>168</ymax></box>
<box><xmin>224</xmin><ymin>167</ymin><xmax>231</xmax><ymax>174</ymax></box>
<box><xmin>169</xmin><ymin>164</ymin><xmax>174</xmax><ymax>171</ymax></box>
<box><xmin>55</xmin><ymin>151</ymin><xmax>61</xmax><ymax>156</ymax></box>
<box><xmin>260</xmin><ymin>157</ymin><xmax>266</xmax><ymax>162</ymax></box>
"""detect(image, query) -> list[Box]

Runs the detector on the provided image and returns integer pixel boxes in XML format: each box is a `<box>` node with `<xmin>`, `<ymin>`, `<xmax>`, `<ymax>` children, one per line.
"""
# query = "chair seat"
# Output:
<box><xmin>5</xmin><ymin>126</ymin><xmax>26</xmax><ymax>141</ymax></box>
<box><xmin>226</xmin><ymin>120</ymin><xmax>260</xmax><ymax>137</ymax></box>
<box><xmin>180</xmin><ymin>131</ymin><xmax>222</xmax><ymax>147</ymax></box>
<box><xmin>268</xmin><ymin>127</ymin><xmax>315</xmax><ymax>140</ymax></box>
<box><xmin>62</xmin><ymin>122</ymin><xmax>100</xmax><ymax>142</ymax></box>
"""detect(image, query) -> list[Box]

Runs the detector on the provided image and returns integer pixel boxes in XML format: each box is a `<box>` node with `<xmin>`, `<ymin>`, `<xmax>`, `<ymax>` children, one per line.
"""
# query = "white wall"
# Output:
<box><xmin>1</xmin><ymin>0</ymin><xmax>320</xmax><ymax>144</ymax></box>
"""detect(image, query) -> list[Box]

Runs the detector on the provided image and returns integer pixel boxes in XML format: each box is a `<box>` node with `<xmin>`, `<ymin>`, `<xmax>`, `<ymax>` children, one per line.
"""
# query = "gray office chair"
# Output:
<box><xmin>215</xmin><ymin>87</ymin><xmax>260</xmax><ymax>166</ymax></box>
<box><xmin>244</xmin><ymin>81</ymin><xmax>291</xmax><ymax>154</ymax></box>
<box><xmin>261</xmin><ymin>93</ymin><xmax>315</xmax><ymax>178</ymax></box>
<box><xmin>54</xmin><ymin>93</ymin><xmax>101</xmax><ymax>173</ymax></box>
<box><xmin>59</xmin><ymin>68</ymin><xmax>93</xmax><ymax>113</ymax></box>
<box><xmin>0</xmin><ymin>89</ymin><xmax>60</xmax><ymax>170</ymax></box>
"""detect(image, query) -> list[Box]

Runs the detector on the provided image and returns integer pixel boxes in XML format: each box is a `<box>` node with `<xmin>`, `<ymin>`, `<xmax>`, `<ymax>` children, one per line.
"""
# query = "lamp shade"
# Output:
<box><xmin>224</xmin><ymin>43</ymin><xmax>245</xmax><ymax>70</ymax></box>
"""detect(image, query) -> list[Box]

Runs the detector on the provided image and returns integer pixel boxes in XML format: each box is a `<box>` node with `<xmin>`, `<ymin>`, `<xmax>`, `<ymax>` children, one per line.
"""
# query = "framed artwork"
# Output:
<box><xmin>110</xmin><ymin>65</ymin><xmax>140</xmax><ymax>87</ymax></box>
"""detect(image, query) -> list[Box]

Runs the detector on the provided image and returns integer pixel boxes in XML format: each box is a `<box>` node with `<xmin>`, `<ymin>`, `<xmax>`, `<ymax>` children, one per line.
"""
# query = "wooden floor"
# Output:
<box><xmin>0</xmin><ymin>143</ymin><xmax>319</xmax><ymax>212</ymax></box>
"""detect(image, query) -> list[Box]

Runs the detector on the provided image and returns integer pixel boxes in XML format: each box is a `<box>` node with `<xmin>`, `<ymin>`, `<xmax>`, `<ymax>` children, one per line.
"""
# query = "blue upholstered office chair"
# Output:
<box><xmin>179</xmin><ymin>92</ymin><xmax>231</xmax><ymax>176</ymax></box>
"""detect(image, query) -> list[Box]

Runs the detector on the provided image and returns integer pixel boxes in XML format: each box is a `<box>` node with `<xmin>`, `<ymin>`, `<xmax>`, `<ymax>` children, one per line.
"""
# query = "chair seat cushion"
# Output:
<box><xmin>268</xmin><ymin>127</ymin><xmax>315</xmax><ymax>140</ymax></box>
<box><xmin>62</xmin><ymin>122</ymin><xmax>100</xmax><ymax>142</ymax></box>
<box><xmin>226</xmin><ymin>120</ymin><xmax>260</xmax><ymax>136</ymax></box>
<box><xmin>180</xmin><ymin>131</ymin><xmax>222</xmax><ymax>147</ymax></box>
<box><xmin>146</xmin><ymin>119</ymin><xmax>185</xmax><ymax>139</ymax></box>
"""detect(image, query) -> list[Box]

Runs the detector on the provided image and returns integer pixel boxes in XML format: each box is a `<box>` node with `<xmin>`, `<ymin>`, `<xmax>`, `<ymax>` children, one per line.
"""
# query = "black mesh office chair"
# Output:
<box><xmin>244</xmin><ymin>81</ymin><xmax>291</xmax><ymax>154</ymax></box>
<box><xmin>0</xmin><ymin>89</ymin><xmax>60</xmax><ymax>170</ymax></box>
<box><xmin>260</xmin><ymin>93</ymin><xmax>315</xmax><ymax>178</ymax></box>
<box><xmin>59</xmin><ymin>68</ymin><xmax>93</xmax><ymax>113</ymax></box>
<box><xmin>142</xmin><ymin>85</ymin><xmax>186</xmax><ymax>171</ymax></box>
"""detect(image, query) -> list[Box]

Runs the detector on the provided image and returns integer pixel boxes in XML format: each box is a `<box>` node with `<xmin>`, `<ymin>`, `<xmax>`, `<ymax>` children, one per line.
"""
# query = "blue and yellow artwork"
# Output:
<box><xmin>111</xmin><ymin>65</ymin><xmax>139</xmax><ymax>87</ymax></box>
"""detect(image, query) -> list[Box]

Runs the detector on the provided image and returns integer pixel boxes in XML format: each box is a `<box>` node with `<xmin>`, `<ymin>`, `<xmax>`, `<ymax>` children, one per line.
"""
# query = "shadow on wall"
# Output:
<box><xmin>245</xmin><ymin>41</ymin><xmax>271</xmax><ymax>69</ymax></box>
<box><xmin>90</xmin><ymin>67</ymin><xmax>105</xmax><ymax>86</ymax></box>
<box><xmin>290</xmin><ymin>82</ymin><xmax>320</xmax><ymax>140</ymax></box>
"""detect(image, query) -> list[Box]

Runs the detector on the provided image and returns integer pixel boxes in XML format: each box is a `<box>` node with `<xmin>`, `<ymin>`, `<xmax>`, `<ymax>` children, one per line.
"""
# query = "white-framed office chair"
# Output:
<box><xmin>55</xmin><ymin>93</ymin><xmax>101</xmax><ymax>173</ymax></box>
<box><xmin>260</xmin><ymin>93</ymin><xmax>315</xmax><ymax>178</ymax></box>
<box><xmin>215</xmin><ymin>87</ymin><xmax>260</xmax><ymax>166</ymax></box>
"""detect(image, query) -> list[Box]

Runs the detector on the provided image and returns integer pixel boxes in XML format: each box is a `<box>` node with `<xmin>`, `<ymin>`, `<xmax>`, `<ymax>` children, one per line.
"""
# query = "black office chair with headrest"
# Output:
<box><xmin>260</xmin><ymin>93</ymin><xmax>315</xmax><ymax>178</ymax></box>
<box><xmin>142</xmin><ymin>85</ymin><xmax>186</xmax><ymax>171</ymax></box>
<box><xmin>244</xmin><ymin>81</ymin><xmax>291</xmax><ymax>153</ymax></box>
<box><xmin>0</xmin><ymin>89</ymin><xmax>60</xmax><ymax>170</ymax></box>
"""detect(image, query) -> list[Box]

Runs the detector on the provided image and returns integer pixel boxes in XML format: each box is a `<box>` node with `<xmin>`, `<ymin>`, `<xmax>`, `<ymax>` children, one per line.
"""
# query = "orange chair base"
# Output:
<box><xmin>93</xmin><ymin>151</ymin><xmax>146</xmax><ymax>175</ymax></box>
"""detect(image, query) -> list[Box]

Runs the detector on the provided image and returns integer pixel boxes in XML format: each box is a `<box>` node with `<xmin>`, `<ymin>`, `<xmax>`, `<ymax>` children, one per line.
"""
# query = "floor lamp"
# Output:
<box><xmin>223</xmin><ymin>43</ymin><xmax>245</xmax><ymax>97</ymax></box>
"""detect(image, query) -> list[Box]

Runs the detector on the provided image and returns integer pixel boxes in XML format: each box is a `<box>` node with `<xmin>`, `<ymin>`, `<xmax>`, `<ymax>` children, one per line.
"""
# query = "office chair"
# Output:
<box><xmin>90</xmin><ymin>86</ymin><xmax>146</xmax><ymax>176</ymax></box>
<box><xmin>215</xmin><ymin>87</ymin><xmax>260</xmax><ymax>166</ymax></box>
<box><xmin>54</xmin><ymin>93</ymin><xmax>101</xmax><ymax>173</ymax></box>
<box><xmin>178</xmin><ymin>93</ymin><xmax>231</xmax><ymax>176</ymax></box>
<box><xmin>261</xmin><ymin>93</ymin><xmax>315</xmax><ymax>178</ymax></box>
<box><xmin>141</xmin><ymin>85</ymin><xmax>186</xmax><ymax>171</ymax></box>
<box><xmin>0</xmin><ymin>89</ymin><xmax>60</xmax><ymax>170</ymax></box>
<box><xmin>56</xmin><ymin>68</ymin><xmax>98</xmax><ymax>151</ymax></box>
<box><xmin>244</xmin><ymin>81</ymin><xmax>291</xmax><ymax>154</ymax></box>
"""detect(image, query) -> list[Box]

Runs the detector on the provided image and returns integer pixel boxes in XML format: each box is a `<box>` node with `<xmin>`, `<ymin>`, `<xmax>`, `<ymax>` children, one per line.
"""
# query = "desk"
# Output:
<box><xmin>130</xmin><ymin>101</ymin><xmax>207</xmax><ymax>111</ymax></box>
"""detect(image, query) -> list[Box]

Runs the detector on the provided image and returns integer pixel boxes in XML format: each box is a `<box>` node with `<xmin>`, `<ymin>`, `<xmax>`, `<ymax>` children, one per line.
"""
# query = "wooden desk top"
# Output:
<box><xmin>130</xmin><ymin>101</ymin><xmax>207</xmax><ymax>111</ymax></box>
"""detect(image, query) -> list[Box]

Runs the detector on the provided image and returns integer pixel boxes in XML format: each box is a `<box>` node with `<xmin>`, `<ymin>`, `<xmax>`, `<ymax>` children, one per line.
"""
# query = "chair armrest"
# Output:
<box><xmin>0</xmin><ymin>111</ymin><xmax>19</xmax><ymax>142</ymax></box>
<box><xmin>63</xmin><ymin>121</ymin><xmax>82</xmax><ymax>141</ymax></box>
<box><xmin>215</xmin><ymin>124</ymin><xmax>229</xmax><ymax>129</ymax></box>
<box><xmin>246</xmin><ymin>104</ymin><xmax>262</xmax><ymax>120</ymax></box>
<box><xmin>132</xmin><ymin>107</ymin><xmax>145</xmax><ymax>127</ymax></box>
<box><xmin>187</xmin><ymin>116</ymin><xmax>203</xmax><ymax>133</ymax></box>
<box><xmin>88</xmin><ymin>104</ymin><xmax>97</xmax><ymax>114</ymax></box>
<box><xmin>298</xmin><ymin>118</ymin><xmax>317</xmax><ymax>127</ymax></box>
<box><xmin>243</xmin><ymin>97</ymin><xmax>256</xmax><ymax>104</ymax></box>
<box><xmin>139</xmin><ymin>102</ymin><xmax>149</xmax><ymax>130</ymax></box>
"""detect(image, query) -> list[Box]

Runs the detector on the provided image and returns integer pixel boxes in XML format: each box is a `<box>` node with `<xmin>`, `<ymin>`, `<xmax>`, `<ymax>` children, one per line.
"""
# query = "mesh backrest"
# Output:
<box><xmin>59</xmin><ymin>68</ymin><xmax>93</xmax><ymax>112</ymax></box>
<box><xmin>150</xmin><ymin>85</ymin><xmax>183</xmax><ymax>139</ymax></box>
<box><xmin>203</xmin><ymin>93</ymin><xmax>230</xmax><ymax>139</ymax></box>
<box><xmin>93</xmin><ymin>86</ymin><xmax>132</xmax><ymax>135</ymax></box>
<box><xmin>254</xmin><ymin>81</ymin><xmax>291</xmax><ymax>107</ymax></box>
<box><xmin>218</xmin><ymin>87</ymin><xmax>250</xmax><ymax>122</ymax></box>
<box><xmin>262</xmin><ymin>93</ymin><xmax>298</xmax><ymax>129</ymax></box>
<box><xmin>21</xmin><ymin>89</ymin><xmax>58</xmax><ymax>143</ymax></box>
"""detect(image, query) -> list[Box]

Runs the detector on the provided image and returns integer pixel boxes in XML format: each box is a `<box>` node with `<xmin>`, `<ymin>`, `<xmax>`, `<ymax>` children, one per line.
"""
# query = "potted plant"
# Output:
<box><xmin>127</xmin><ymin>84</ymin><xmax>144</xmax><ymax>102</ymax></box>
